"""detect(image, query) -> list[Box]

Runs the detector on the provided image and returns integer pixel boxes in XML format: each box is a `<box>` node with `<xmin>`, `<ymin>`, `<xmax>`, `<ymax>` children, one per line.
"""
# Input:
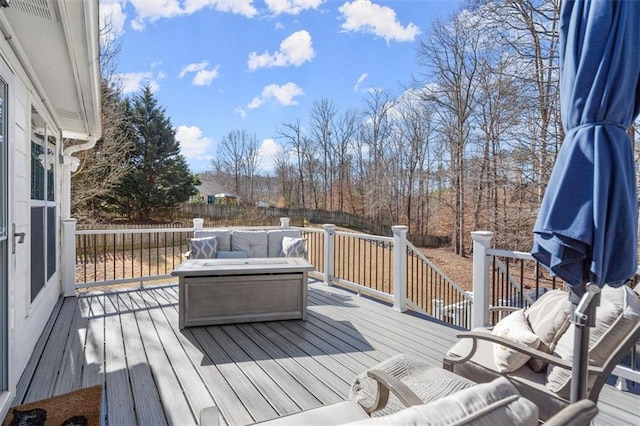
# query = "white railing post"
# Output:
<box><xmin>280</xmin><ymin>217</ymin><xmax>290</xmax><ymax>228</ymax></box>
<box><xmin>193</xmin><ymin>218</ymin><xmax>204</xmax><ymax>230</ymax></box>
<box><xmin>62</xmin><ymin>219</ymin><xmax>77</xmax><ymax>297</ymax></box>
<box><xmin>471</xmin><ymin>231</ymin><xmax>494</xmax><ymax>329</ymax></box>
<box><xmin>323</xmin><ymin>224</ymin><xmax>335</xmax><ymax>285</ymax></box>
<box><xmin>392</xmin><ymin>225</ymin><xmax>408</xmax><ymax>312</ymax></box>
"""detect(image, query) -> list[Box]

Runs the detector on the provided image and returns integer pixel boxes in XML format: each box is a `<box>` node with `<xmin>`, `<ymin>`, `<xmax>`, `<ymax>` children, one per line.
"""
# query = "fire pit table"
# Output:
<box><xmin>171</xmin><ymin>257</ymin><xmax>314</xmax><ymax>328</ymax></box>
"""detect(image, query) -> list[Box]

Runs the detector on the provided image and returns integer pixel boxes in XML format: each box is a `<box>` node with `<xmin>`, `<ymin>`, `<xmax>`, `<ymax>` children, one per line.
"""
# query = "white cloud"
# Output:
<box><xmin>184</xmin><ymin>0</ymin><xmax>258</xmax><ymax>17</ymax></box>
<box><xmin>248</xmin><ymin>82</ymin><xmax>305</xmax><ymax>109</ymax></box>
<box><xmin>354</xmin><ymin>73</ymin><xmax>368</xmax><ymax>91</ymax></box>
<box><xmin>235</xmin><ymin>107</ymin><xmax>248</xmax><ymax>118</ymax></box>
<box><xmin>175</xmin><ymin>125</ymin><xmax>214</xmax><ymax>159</ymax></box>
<box><xmin>129</xmin><ymin>0</ymin><xmax>183</xmax><ymax>30</ymax></box>
<box><xmin>179</xmin><ymin>61</ymin><xmax>220</xmax><ymax>86</ymax></box>
<box><xmin>116</xmin><ymin>71</ymin><xmax>163</xmax><ymax>94</ymax></box>
<box><xmin>259</xmin><ymin>138</ymin><xmax>283</xmax><ymax>172</ymax></box>
<box><xmin>248</xmin><ymin>30</ymin><xmax>315</xmax><ymax>71</ymax></box>
<box><xmin>264</xmin><ymin>0</ymin><xmax>324</xmax><ymax>15</ymax></box>
<box><xmin>130</xmin><ymin>0</ymin><xmax>257</xmax><ymax>30</ymax></box>
<box><xmin>100</xmin><ymin>0</ymin><xmax>126</xmax><ymax>43</ymax></box>
<box><xmin>339</xmin><ymin>0</ymin><xmax>421</xmax><ymax>42</ymax></box>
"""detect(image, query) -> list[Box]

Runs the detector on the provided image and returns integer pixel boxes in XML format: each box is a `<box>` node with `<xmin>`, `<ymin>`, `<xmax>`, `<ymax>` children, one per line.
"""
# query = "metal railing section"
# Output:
<box><xmin>75</xmin><ymin>227</ymin><xmax>193</xmax><ymax>288</ymax></box>
<box><xmin>405</xmin><ymin>241</ymin><xmax>472</xmax><ymax>329</ymax></box>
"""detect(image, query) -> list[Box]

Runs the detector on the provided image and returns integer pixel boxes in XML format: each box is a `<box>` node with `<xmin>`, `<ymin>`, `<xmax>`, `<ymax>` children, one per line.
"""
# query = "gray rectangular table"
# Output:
<box><xmin>171</xmin><ymin>257</ymin><xmax>314</xmax><ymax>328</ymax></box>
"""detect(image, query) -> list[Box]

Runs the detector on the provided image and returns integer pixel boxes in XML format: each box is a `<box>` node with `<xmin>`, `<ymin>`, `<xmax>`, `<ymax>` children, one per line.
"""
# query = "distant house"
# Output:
<box><xmin>0</xmin><ymin>0</ymin><xmax>101</xmax><ymax>417</ymax></box>
<box><xmin>192</xmin><ymin>180</ymin><xmax>240</xmax><ymax>205</ymax></box>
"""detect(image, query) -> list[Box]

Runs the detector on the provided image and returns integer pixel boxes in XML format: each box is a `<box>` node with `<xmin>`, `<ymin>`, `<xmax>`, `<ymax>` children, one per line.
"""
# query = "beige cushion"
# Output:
<box><xmin>187</xmin><ymin>237</ymin><xmax>218</xmax><ymax>259</ymax></box>
<box><xmin>267</xmin><ymin>229</ymin><xmax>301</xmax><ymax>257</ymax></box>
<box><xmin>525</xmin><ymin>290</ymin><xmax>572</xmax><ymax>372</ymax></box>
<box><xmin>231</xmin><ymin>230</ymin><xmax>268</xmax><ymax>258</ymax></box>
<box><xmin>347</xmin><ymin>377</ymin><xmax>538</xmax><ymax>426</ymax></box>
<box><xmin>256</xmin><ymin>401</ymin><xmax>368</xmax><ymax>425</ymax></box>
<box><xmin>547</xmin><ymin>285</ymin><xmax>640</xmax><ymax>398</ymax></box>
<box><xmin>194</xmin><ymin>230</ymin><xmax>232</xmax><ymax>251</ymax></box>
<box><xmin>491</xmin><ymin>310</ymin><xmax>540</xmax><ymax>373</ymax></box>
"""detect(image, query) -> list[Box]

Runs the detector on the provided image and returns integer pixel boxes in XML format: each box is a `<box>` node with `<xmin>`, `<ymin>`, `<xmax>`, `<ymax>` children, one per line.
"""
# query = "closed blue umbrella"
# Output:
<box><xmin>531</xmin><ymin>0</ymin><xmax>640</xmax><ymax>402</ymax></box>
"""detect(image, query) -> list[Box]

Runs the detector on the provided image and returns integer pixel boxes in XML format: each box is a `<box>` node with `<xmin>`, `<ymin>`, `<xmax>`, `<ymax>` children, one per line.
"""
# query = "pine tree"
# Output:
<box><xmin>114</xmin><ymin>86</ymin><xmax>196</xmax><ymax>220</ymax></box>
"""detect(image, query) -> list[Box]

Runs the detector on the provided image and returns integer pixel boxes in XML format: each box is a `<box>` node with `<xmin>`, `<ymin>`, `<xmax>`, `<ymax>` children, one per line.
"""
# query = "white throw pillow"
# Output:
<box><xmin>280</xmin><ymin>236</ymin><xmax>306</xmax><ymax>258</ymax></box>
<box><xmin>524</xmin><ymin>289</ymin><xmax>572</xmax><ymax>372</ymax></box>
<box><xmin>188</xmin><ymin>236</ymin><xmax>218</xmax><ymax>259</ymax></box>
<box><xmin>491</xmin><ymin>310</ymin><xmax>540</xmax><ymax>373</ymax></box>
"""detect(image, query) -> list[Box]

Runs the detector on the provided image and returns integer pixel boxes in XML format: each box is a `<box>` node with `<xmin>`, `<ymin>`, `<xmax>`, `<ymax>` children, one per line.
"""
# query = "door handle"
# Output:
<box><xmin>12</xmin><ymin>223</ymin><xmax>26</xmax><ymax>254</ymax></box>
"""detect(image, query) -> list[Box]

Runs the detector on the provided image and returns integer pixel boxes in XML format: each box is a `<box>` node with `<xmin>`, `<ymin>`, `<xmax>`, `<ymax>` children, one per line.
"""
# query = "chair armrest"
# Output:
<box><xmin>447</xmin><ymin>331</ymin><xmax>605</xmax><ymax>374</ymax></box>
<box><xmin>544</xmin><ymin>399</ymin><xmax>598</xmax><ymax>426</ymax></box>
<box><xmin>489</xmin><ymin>306</ymin><xmax>520</xmax><ymax>313</ymax></box>
<box><xmin>184</xmin><ymin>251</ymin><xmax>192</xmax><ymax>259</ymax></box>
<box><xmin>357</xmin><ymin>369</ymin><xmax>424</xmax><ymax>414</ymax></box>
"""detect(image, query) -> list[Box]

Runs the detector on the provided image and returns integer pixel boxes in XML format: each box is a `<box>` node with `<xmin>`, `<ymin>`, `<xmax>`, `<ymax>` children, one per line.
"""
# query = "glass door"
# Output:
<box><xmin>0</xmin><ymin>77</ymin><xmax>7</xmax><ymax>391</ymax></box>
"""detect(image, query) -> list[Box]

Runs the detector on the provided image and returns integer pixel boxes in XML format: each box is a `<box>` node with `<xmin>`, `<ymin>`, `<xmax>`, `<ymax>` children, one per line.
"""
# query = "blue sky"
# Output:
<box><xmin>101</xmin><ymin>0</ymin><xmax>464</xmax><ymax>173</ymax></box>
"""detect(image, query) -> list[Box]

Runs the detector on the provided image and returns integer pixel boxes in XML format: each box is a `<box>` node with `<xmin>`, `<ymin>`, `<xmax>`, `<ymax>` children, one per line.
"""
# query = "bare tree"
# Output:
<box><xmin>70</xmin><ymin>12</ymin><xmax>132</xmax><ymax>221</ymax></box>
<box><xmin>416</xmin><ymin>12</ymin><xmax>482</xmax><ymax>256</ymax></box>
<box><xmin>309</xmin><ymin>98</ymin><xmax>337</xmax><ymax>210</ymax></box>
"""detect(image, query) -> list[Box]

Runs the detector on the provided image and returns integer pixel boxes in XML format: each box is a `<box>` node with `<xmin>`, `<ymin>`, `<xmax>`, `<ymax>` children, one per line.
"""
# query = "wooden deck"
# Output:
<box><xmin>11</xmin><ymin>279</ymin><xmax>640</xmax><ymax>425</ymax></box>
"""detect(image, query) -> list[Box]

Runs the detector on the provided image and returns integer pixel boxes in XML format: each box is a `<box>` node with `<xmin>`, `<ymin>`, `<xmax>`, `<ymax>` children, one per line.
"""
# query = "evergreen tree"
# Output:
<box><xmin>114</xmin><ymin>86</ymin><xmax>196</xmax><ymax>220</ymax></box>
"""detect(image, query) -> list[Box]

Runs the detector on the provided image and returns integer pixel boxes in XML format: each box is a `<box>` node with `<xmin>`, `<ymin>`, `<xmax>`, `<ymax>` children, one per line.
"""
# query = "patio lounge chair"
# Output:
<box><xmin>442</xmin><ymin>285</ymin><xmax>640</xmax><ymax>421</ymax></box>
<box><xmin>200</xmin><ymin>372</ymin><xmax>598</xmax><ymax>425</ymax></box>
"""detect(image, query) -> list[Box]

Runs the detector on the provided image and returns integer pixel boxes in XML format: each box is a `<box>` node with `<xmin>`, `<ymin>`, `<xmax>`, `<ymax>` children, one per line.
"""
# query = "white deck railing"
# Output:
<box><xmin>63</xmin><ymin>218</ymin><xmax>471</xmax><ymax>327</ymax></box>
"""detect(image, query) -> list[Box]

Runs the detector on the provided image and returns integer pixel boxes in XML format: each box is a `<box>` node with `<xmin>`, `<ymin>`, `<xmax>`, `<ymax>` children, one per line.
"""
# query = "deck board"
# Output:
<box><xmin>11</xmin><ymin>281</ymin><xmax>640</xmax><ymax>425</ymax></box>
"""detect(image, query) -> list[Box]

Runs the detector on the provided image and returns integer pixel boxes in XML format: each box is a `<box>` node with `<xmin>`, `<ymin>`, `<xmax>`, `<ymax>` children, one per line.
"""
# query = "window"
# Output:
<box><xmin>30</xmin><ymin>107</ymin><xmax>56</xmax><ymax>302</ymax></box>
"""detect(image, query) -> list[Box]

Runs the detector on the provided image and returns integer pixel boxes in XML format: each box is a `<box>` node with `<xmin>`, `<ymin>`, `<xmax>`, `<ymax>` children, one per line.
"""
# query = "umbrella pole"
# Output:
<box><xmin>570</xmin><ymin>283</ymin><xmax>601</xmax><ymax>403</ymax></box>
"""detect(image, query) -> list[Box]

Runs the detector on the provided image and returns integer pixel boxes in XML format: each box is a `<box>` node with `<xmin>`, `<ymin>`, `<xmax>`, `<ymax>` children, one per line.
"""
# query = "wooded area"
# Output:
<box><xmin>209</xmin><ymin>0</ymin><xmax>574</xmax><ymax>253</ymax></box>
<box><xmin>74</xmin><ymin>0</ymin><xmax>639</xmax><ymax>256</ymax></box>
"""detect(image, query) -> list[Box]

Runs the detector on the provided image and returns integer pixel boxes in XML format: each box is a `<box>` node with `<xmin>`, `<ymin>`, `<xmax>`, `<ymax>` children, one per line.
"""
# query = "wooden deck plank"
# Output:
<box><xmin>24</xmin><ymin>297</ymin><xmax>77</xmax><ymax>402</ymax></box>
<box><xmin>53</xmin><ymin>298</ymin><xmax>86</xmax><ymax>395</ymax></box>
<box><xmin>118</xmin><ymin>292</ymin><xmax>167</xmax><ymax>426</ymax></box>
<box><xmin>238</xmin><ymin>324</ymin><xmax>344</xmax><ymax>405</ymax></box>
<box><xmin>306</xmin><ymin>306</ymin><xmax>444</xmax><ymax>363</ymax></box>
<box><xmin>221</xmin><ymin>325</ymin><xmax>322</xmax><ymax>411</ymax></box>
<box><xmin>12</xmin><ymin>297</ymin><xmax>64</xmax><ymax>405</ymax></box>
<box><xmin>258</xmin><ymin>321</ymin><xmax>360</xmax><ymax>383</ymax></box>
<box><xmin>250</xmin><ymin>322</ymin><xmax>352</xmax><ymax>399</ymax></box>
<box><xmin>133</xmin><ymin>290</ymin><xmax>197</xmax><ymax>425</ymax></box>
<box><xmin>188</xmin><ymin>326</ymin><xmax>279</xmax><ymax>422</ymax></box>
<box><xmin>309</xmin><ymin>287</ymin><xmax>458</xmax><ymax>349</ymax></box>
<box><xmin>103</xmin><ymin>295</ymin><xmax>136</xmax><ymax>426</ymax></box>
<box><xmin>142</xmin><ymin>288</ymin><xmax>218</xmax><ymax>418</ymax></box>
<box><xmin>80</xmin><ymin>294</ymin><xmax>105</xmax><ymax>389</ymax></box>
<box><xmin>204</xmin><ymin>326</ymin><xmax>301</xmax><ymax>420</ymax></box>
<box><xmin>154</xmin><ymin>301</ymin><xmax>255</xmax><ymax>426</ymax></box>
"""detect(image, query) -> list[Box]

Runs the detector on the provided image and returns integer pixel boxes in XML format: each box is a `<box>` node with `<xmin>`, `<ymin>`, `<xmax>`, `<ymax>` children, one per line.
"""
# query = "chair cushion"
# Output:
<box><xmin>216</xmin><ymin>250</ymin><xmax>249</xmax><ymax>259</ymax></box>
<box><xmin>347</xmin><ymin>377</ymin><xmax>538</xmax><ymax>426</ymax></box>
<box><xmin>187</xmin><ymin>237</ymin><xmax>218</xmax><ymax>259</ymax></box>
<box><xmin>267</xmin><ymin>229</ymin><xmax>301</xmax><ymax>258</ymax></box>
<box><xmin>546</xmin><ymin>285</ymin><xmax>640</xmax><ymax>398</ymax></box>
<box><xmin>350</xmin><ymin>354</ymin><xmax>473</xmax><ymax>417</ymax></box>
<box><xmin>256</xmin><ymin>401</ymin><xmax>368</xmax><ymax>425</ymax></box>
<box><xmin>231</xmin><ymin>230</ymin><xmax>268</xmax><ymax>258</ymax></box>
<box><xmin>491</xmin><ymin>310</ymin><xmax>540</xmax><ymax>373</ymax></box>
<box><xmin>194</xmin><ymin>230</ymin><xmax>232</xmax><ymax>251</ymax></box>
<box><xmin>524</xmin><ymin>289</ymin><xmax>572</xmax><ymax>372</ymax></box>
<box><xmin>280</xmin><ymin>236</ymin><xmax>306</xmax><ymax>258</ymax></box>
